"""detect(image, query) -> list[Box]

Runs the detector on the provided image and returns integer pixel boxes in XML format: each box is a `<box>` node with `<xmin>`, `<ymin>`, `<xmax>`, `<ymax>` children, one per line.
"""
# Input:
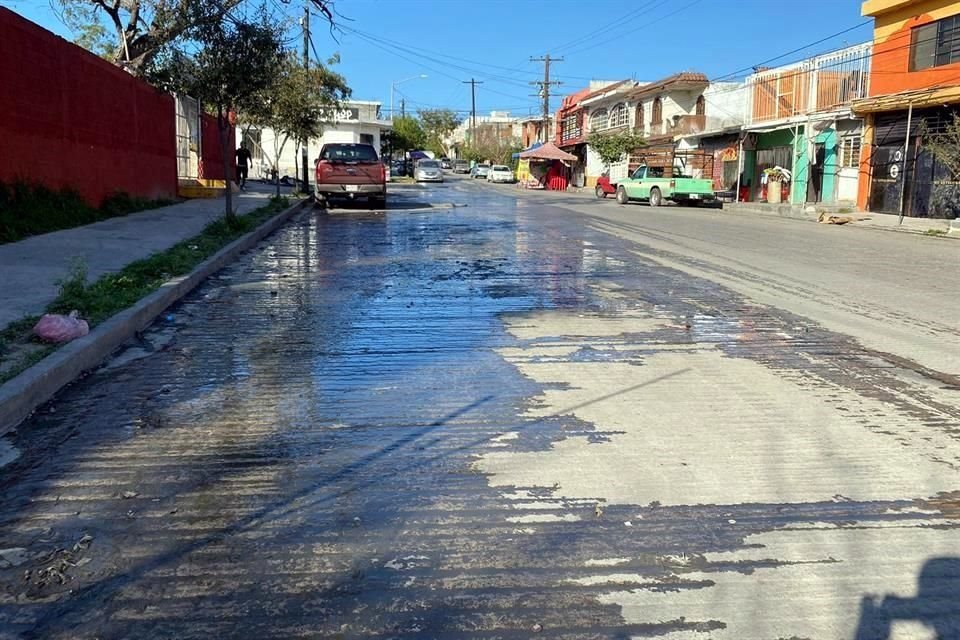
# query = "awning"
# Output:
<box><xmin>409</xmin><ymin>150</ymin><xmax>430</xmax><ymax>159</ymax></box>
<box><xmin>512</xmin><ymin>141</ymin><xmax>542</xmax><ymax>159</ymax></box>
<box><xmin>853</xmin><ymin>86</ymin><xmax>960</xmax><ymax>114</ymax></box>
<box><xmin>518</xmin><ymin>142</ymin><xmax>577</xmax><ymax>162</ymax></box>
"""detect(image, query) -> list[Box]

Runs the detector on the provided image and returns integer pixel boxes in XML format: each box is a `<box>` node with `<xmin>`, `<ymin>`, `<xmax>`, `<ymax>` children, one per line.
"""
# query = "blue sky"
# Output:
<box><xmin>7</xmin><ymin>0</ymin><xmax>868</xmax><ymax>118</ymax></box>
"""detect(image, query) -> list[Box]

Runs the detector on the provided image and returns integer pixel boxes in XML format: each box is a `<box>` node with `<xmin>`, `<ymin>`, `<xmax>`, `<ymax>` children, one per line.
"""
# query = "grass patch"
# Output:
<box><xmin>0</xmin><ymin>180</ymin><xmax>177</xmax><ymax>244</ymax></box>
<box><xmin>391</xmin><ymin>176</ymin><xmax>416</xmax><ymax>184</ymax></box>
<box><xmin>923</xmin><ymin>228</ymin><xmax>948</xmax><ymax>237</ymax></box>
<box><xmin>0</xmin><ymin>195</ymin><xmax>293</xmax><ymax>383</ymax></box>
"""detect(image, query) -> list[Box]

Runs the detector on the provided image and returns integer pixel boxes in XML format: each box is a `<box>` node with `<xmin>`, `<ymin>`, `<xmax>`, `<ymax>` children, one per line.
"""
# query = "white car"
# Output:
<box><xmin>486</xmin><ymin>165</ymin><xmax>514</xmax><ymax>183</ymax></box>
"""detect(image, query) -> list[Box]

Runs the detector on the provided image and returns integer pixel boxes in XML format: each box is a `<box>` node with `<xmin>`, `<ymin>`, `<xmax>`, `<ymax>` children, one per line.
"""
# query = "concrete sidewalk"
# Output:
<box><xmin>0</xmin><ymin>184</ymin><xmax>281</xmax><ymax>329</ymax></box>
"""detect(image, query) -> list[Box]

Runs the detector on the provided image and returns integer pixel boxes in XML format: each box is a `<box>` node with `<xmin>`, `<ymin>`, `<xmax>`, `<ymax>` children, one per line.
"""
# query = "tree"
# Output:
<box><xmin>57</xmin><ymin>0</ymin><xmax>337</xmax><ymax>75</ymax></box>
<box><xmin>587</xmin><ymin>130</ymin><xmax>647</xmax><ymax>166</ymax></box>
<box><xmin>921</xmin><ymin>115</ymin><xmax>960</xmax><ymax>219</ymax></box>
<box><xmin>418</xmin><ymin>108</ymin><xmax>460</xmax><ymax>157</ymax></box>
<box><xmin>158</xmin><ymin>15</ymin><xmax>285</xmax><ymax>221</ymax></box>
<box><xmin>385</xmin><ymin>116</ymin><xmax>426</xmax><ymax>157</ymax></box>
<box><xmin>243</xmin><ymin>55</ymin><xmax>350</xmax><ymax>197</ymax></box>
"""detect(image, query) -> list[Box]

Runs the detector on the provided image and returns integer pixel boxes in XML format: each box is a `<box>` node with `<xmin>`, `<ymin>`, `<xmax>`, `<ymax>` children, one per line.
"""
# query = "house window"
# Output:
<box><xmin>840</xmin><ymin>135</ymin><xmax>861</xmax><ymax>169</ymax></box>
<box><xmin>696</xmin><ymin>95</ymin><xmax>705</xmax><ymax>116</ymax></box>
<box><xmin>360</xmin><ymin>133</ymin><xmax>374</xmax><ymax>144</ymax></box>
<box><xmin>609</xmin><ymin>103</ymin><xmax>629</xmax><ymax>129</ymax></box>
<box><xmin>589</xmin><ymin>108</ymin><xmax>608</xmax><ymax>131</ymax></box>
<box><xmin>635</xmin><ymin>103</ymin><xmax>644</xmax><ymax>132</ymax></box>
<box><xmin>651</xmin><ymin>97</ymin><xmax>663</xmax><ymax>129</ymax></box>
<box><xmin>910</xmin><ymin>15</ymin><xmax>960</xmax><ymax>71</ymax></box>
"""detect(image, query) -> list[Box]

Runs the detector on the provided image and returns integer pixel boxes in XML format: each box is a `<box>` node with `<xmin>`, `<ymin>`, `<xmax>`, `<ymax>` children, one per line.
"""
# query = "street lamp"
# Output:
<box><xmin>390</xmin><ymin>74</ymin><xmax>427</xmax><ymax>120</ymax></box>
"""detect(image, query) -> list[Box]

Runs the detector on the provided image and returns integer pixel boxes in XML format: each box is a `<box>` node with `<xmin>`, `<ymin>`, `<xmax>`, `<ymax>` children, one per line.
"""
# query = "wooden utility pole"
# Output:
<box><xmin>463</xmin><ymin>78</ymin><xmax>483</xmax><ymax>145</ymax></box>
<box><xmin>301</xmin><ymin>3</ymin><xmax>310</xmax><ymax>192</ymax></box>
<box><xmin>530</xmin><ymin>55</ymin><xmax>563</xmax><ymax>143</ymax></box>
<box><xmin>400</xmin><ymin>99</ymin><xmax>405</xmax><ymax>118</ymax></box>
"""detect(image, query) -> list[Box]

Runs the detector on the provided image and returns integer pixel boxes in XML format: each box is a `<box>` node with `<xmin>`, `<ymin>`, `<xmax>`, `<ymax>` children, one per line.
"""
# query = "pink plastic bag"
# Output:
<box><xmin>33</xmin><ymin>311</ymin><xmax>89</xmax><ymax>343</ymax></box>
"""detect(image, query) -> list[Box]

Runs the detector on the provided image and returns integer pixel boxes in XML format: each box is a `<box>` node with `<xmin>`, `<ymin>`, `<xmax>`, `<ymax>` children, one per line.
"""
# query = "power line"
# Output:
<box><xmin>551</xmin><ymin>0</ymin><xmax>668</xmax><ymax>54</ymax></box>
<box><xmin>562</xmin><ymin>0</ymin><xmax>708</xmax><ymax>57</ymax></box>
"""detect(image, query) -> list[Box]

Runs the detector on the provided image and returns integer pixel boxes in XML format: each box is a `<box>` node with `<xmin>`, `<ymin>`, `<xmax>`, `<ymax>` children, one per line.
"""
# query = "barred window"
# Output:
<box><xmin>840</xmin><ymin>135</ymin><xmax>862</xmax><ymax>169</ymax></box>
<box><xmin>589</xmin><ymin>109</ymin><xmax>608</xmax><ymax>131</ymax></box>
<box><xmin>609</xmin><ymin>103</ymin><xmax>629</xmax><ymax>129</ymax></box>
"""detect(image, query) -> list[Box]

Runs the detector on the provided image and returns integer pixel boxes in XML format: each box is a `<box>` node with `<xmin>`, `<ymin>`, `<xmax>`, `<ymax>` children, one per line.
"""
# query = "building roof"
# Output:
<box><xmin>625</xmin><ymin>72</ymin><xmax>709</xmax><ymax>100</ymax></box>
<box><xmin>861</xmin><ymin>0</ymin><xmax>914</xmax><ymax>17</ymax></box>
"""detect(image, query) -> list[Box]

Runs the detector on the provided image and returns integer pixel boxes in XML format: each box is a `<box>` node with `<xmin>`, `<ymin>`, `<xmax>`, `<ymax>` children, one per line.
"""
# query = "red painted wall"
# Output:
<box><xmin>0</xmin><ymin>8</ymin><xmax>177</xmax><ymax>206</ymax></box>
<box><xmin>198</xmin><ymin>113</ymin><xmax>235</xmax><ymax>182</ymax></box>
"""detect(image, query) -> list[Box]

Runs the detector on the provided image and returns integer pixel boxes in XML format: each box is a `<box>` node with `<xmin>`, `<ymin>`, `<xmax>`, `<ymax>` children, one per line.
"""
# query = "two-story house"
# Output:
<box><xmin>555</xmin><ymin>82</ymin><xmax>627</xmax><ymax>188</ymax></box>
<box><xmin>853</xmin><ymin>0</ymin><xmax>960</xmax><ymax>217</ymax></box>
<box><xmin>578</xmin><ymin>72</ymin><xmax>710</xmax><ymax>188</ymax></box>
<box><xmin>676</xmin><ymin>81</ymin><xmax>749</xmax><ymax>192</ymax></box>
<box><xmin>742</xmin><ymin>42</ymin><xmax>872</xmax><ymax>205</ymax></box>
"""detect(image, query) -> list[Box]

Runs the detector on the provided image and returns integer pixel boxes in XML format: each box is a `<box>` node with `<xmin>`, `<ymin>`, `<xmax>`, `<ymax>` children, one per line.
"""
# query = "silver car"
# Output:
<box><xmin>471</xmin><ymin>163</ymin><xmax>491</xmax><ymax>179</ymax></box>
<box><xmin>414</xmin><ymin>159</ymin><xmax>444</xmax><ymax>183</ymax></box>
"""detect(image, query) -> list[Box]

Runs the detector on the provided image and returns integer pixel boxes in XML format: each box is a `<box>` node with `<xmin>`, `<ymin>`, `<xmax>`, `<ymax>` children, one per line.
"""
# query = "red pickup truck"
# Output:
<box><xmin>314</xmin><ymin>143</ymin><xmax>386</xmax><ymax>208</ymax></box>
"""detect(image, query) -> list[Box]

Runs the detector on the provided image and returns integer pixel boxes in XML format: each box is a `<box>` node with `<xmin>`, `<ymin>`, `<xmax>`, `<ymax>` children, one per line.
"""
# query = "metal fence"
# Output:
<box><xmin>746</xmin><ymin>43</ymin><xmax>872</xmax><ymax>125</ymax></box>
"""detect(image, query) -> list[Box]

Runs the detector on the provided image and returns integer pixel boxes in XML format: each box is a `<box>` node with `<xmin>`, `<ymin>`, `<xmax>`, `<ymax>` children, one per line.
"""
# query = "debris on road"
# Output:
<box><xmin>32</xmin><ymin>311</ymin><xmax>89</xmax><ymax>343</ymax></box>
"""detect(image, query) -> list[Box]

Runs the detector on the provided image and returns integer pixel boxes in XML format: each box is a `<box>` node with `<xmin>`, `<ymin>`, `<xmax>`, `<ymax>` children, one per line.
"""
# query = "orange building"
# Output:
<box><xmin>854</xmin><ymin>0</ymin><xmax>960</xmax><ymax>217</ymax></box>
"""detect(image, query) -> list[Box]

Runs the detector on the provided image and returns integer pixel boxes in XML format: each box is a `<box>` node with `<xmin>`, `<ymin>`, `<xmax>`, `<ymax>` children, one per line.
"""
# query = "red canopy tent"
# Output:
<box><xmin>518</xmin><ymin>142</ymin><xmax>576</xmax><ymax>190</ymax></box>
<box><xmin>518</xmin><ymin>142</ymin><xmax>577</xmax><ymax>162</ymax></box>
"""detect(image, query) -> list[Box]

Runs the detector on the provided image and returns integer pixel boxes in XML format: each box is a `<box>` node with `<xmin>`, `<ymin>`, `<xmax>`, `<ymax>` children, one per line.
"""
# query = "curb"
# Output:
<box><xmin>0</xmin><ymin>198</ymin><xmax>311</xmax><ymax>436</ymax></box>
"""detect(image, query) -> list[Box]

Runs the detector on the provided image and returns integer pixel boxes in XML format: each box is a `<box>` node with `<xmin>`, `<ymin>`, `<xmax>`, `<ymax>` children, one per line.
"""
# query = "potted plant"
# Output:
<box><xmin>763</xmin><ymin>166</ymin><xmax>791</xmax><ymax>204</ymax></box>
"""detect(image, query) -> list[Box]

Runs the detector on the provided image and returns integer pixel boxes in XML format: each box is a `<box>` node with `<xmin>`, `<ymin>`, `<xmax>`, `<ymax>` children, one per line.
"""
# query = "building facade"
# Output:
<box><xmin>854</xmin><ymin>0</ymin><xmax>960</xmax><ymax>218</ymax></box>
<box><xmin>741</xmin><ymin>42</ymin><xmax>872</xmax><ymax>205</ymax></box>
<box><xmin>239</xmin><ymin>100</ymin><xmax>391</xmax><ymax>181</ymax></box>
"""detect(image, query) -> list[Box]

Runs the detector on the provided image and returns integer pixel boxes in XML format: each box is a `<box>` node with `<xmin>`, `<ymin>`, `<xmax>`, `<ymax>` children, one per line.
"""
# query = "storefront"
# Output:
<box><xmin>862</xmin><ymin>105</ymin><xmax>960</xmax><ymax>218</ymax></box>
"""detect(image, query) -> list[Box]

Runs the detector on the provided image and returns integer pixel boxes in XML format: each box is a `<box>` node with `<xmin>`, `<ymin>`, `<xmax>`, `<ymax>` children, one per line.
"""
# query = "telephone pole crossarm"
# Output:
<box><xmin>530</xmin><ymin>54</ymin><xmax>563</xmax><ymax>142</ymax></box>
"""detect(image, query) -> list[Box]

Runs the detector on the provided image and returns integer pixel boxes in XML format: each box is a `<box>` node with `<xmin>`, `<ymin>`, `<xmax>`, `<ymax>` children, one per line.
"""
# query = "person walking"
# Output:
<box><xmin>235</xmin><ymin>143</ymin><xmax>252</xmax><ymax>190</ymax></box>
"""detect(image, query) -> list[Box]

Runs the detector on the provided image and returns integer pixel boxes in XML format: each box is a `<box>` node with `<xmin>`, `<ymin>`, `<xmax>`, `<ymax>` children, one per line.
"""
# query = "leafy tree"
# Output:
<box><xmin>158</xmin><ymin>15</ymin><xmax>285</xmax><ymax>221</ymax></box>
<box><xmin>56</xmin><ymin>0</ymin><xmax>336</xmax><ymax>75</ymax></box>
<box><xmin>385</xmin><ymin>116</ymin><xmax>426</xmax><ymax>156</ymax></box>
<box><xmin>587</xmin><ymin>130</ymin><xmax>647</xmax><ymax>166</ymax></box>
<box><xmin>418</xmin><ymin>108</ymin><xmax>460</xmax><ymax>157</ymax></box>
<box><xmin>243</xmin><ymin>55</ymin><xmax>350</xmax><ymax>196</ymax></box>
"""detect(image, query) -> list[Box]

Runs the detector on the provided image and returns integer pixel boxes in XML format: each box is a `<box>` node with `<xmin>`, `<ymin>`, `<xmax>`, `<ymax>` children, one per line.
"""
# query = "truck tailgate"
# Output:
<box><xmin>319</xmin><ymin>161</ymin><xmax>382</xmax><ymax>185</ymax></box>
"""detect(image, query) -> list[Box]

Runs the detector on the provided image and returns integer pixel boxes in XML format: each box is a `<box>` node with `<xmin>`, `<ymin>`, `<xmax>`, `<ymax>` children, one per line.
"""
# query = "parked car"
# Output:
<box><xmin>314</xmin><ymin>143</ymin><xmax>386</xmax><ymax>208</ymax></box>
<box><xmin>414</xmin><ymin>159</ymin><xmax>444</xmax><ymax>183</ymax></box>
<box><xmin>614</xmin><ymin>164</ymin><xmax>716</xmax><ymax>207</ymax></box>
<box><xmin>440</xmin><ymin>157</ymin><xmax>452</xmax><ymax>170</ymax></box>
<box><xmin>453</xmin><ymin>160</ymin><xmax>470</xmax><ymax>174</ymax></box>
<box><xmin>391</xmin><ymin>159</ymin><xmax>406</xmax><ymax>177</ymax></box>
<box><xmin>486</xmin><ymin>165</ymin><xmax>514</xmax><ymax>183</ymax></box>
<box><xmin>471</xmin><ymin>163</ymin><xmax>491</xmax><ymax>179</ymax></box>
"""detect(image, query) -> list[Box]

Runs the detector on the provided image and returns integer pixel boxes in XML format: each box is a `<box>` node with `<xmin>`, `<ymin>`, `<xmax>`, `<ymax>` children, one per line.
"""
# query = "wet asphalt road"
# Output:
<box><xmin>0</xmin><ymin>176</ymin><xmax>958</xmax><ymax>639</ymax></box>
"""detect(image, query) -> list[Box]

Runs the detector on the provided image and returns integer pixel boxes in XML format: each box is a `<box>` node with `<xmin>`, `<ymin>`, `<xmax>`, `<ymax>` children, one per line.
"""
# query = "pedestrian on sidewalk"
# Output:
<box><xmin>235</xmin><ymin>143</ymin><xmax>252</xmax><ymax>190</ymax></box>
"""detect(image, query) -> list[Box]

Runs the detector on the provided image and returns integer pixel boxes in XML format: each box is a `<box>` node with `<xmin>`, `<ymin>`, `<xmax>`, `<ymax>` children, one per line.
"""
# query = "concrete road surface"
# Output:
<box><xmin>0</xmin><ymin>178</ymin><xmax>958</xmax><ymax>639</ymax></box>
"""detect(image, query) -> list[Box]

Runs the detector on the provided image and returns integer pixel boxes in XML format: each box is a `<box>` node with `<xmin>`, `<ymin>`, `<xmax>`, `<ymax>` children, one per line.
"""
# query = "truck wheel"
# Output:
<box><xmin>649</xmin><ymin>187</ymin><xmax>663</xmax><ymax>207</ymax></box>
<box><xmin>315</xmin><ymin>195</ymin><xmax>327</xmax><ymax>209</ymax></box>
<box><xmin>595</xmin><ymin>185</ymin><xmax>607</xmax><ymax>199</ymax></box>
<box><xmin>616</xmin><ymin>186</ymin><xmax>629</xmax><ymax>205</ymax></box>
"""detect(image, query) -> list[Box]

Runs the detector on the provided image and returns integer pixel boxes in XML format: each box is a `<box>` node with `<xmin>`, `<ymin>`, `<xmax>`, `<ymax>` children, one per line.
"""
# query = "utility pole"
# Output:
<box><xmin>462</xmin><ymin>78</ymin><xmax>483</xmax><ymax>146</ymax></box>
<box><xmin>400</xmin><ymin>99</ymin><xmax>405</xmax><ymax>118</ymax></box>
<box><xmin>300</xmin><ymin>4</ymin><xmax>310</xmax><ymax>193</ymax></box>
<box><xmin>530</xmin><ymin>55</ymin><xmax>563</xmax><ymax>143</ymax></box>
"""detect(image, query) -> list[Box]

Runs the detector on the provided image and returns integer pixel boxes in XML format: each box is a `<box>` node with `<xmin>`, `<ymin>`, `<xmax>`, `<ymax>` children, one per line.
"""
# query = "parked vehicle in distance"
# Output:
<box><xmin>486</xmin><ymin>165</ymin><xmax>514</xmax><ymax>183</ymax></box>
<box><xmin>414</xmin><ymin>159</ymin><xmax>444</xmax><ymax>183</ymax></box>
<box><xmin>471</xmin><ymin>163</ymin><xmax>491</xmax><ymax>179</ymax></box>
<box><xmin>440</xmin><ymin>157</ymin><xmax>452</xmax><ymax>170</ymax></box>
<box><xmin>391</xmin><ymin>159</ymin><xmax>406</xmax><ymax>177</ymax></box>
<box><xmin>453</xmin><ymin>160</ymin><xmax>470</xmax><ymax>174</ymax></box>
<box><xmin>314</xmin><ymin>143</ymin><xmax>385</xmax><ymax>208</ymax></box>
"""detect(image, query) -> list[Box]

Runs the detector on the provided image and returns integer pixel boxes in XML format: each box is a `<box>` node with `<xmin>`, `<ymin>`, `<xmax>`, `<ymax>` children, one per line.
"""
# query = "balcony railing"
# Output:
<box><xmin>746</xmin><ymin>42</ymin><xmax>871</xmax><ymax>125</ymax></box>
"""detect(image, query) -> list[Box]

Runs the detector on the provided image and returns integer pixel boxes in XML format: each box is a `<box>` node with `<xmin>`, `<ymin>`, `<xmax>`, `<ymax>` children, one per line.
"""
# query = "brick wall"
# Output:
<box><xmin>0</xmin><ymin>8</ymin><xmax>178</xmax><ymax>205</ymax></box>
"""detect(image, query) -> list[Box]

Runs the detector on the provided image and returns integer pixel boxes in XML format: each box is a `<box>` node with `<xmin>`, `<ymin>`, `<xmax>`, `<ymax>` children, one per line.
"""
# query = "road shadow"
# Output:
<box><xmin>856</xmin><ymin>557</ymin><xmax>960</xmax><ymax>639</ymax></box>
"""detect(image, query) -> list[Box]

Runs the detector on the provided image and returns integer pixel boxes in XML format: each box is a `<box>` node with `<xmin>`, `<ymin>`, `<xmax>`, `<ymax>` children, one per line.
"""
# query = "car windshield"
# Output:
<box><xmin>418</xmin><ymin>160</ymin><xmax>440</xmax><ymax>168</ymax></box>
<box><xmin>492</xmin><ymin>166</ymin><xmax>510</xmax><ymax>171</ymax></box>
<box><xmin>320</xmin><ymin>144</ymin><xmax>378</xmax><ymax>162</ymax></box>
